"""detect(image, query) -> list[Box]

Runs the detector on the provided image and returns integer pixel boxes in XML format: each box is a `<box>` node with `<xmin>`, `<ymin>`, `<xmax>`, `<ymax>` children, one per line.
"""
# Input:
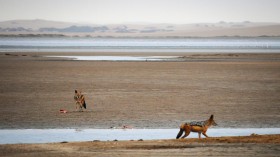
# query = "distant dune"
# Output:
<box><xmin>0</xmin><ymin>19</ymin><xmax>280</xmax><ymax>37</ymax></box>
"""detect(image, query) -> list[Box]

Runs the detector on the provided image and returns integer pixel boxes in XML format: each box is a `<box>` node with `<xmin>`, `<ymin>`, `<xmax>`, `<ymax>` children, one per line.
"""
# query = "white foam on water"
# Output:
<box><xmin>0</xmin><ymin>128</ymin><xmax>279</xmax><ymax>144</ymax></box>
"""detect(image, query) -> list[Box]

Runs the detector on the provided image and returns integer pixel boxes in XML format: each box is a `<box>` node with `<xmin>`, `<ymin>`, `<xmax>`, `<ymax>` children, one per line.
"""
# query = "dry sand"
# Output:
<box><xmin>0</xmin><ymin>134</ymin><xmax>279</xmax><ymax>157</ymax></box>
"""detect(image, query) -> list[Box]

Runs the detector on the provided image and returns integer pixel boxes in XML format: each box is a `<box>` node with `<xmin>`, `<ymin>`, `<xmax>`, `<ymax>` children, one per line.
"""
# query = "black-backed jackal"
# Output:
<box><xmin>176</xmin><ymin>115</ymin><xmax>217</xmax><ymax>139</ymax></box>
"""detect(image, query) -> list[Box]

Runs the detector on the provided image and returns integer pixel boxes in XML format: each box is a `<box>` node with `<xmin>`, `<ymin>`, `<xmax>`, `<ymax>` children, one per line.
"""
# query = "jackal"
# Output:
<box><xmin>176</xmin><ymin>115</ymin><xmax>217</xmax><ymax>139</ymax></box>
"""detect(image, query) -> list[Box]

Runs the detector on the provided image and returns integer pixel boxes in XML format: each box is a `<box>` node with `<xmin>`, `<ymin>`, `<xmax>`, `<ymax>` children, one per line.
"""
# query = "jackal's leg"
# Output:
<box><xmin>202</xmin><ymin>129</ymin><xmax>209</xmax><ymax>138</ymax></box>
<box><xmin>198</xmin><ymin>132</ymin><xmax>202</xmax><ymax>139</ymax></box>
<box><xmin>202</xmin><ymin>132</ymin><xmax>209</xmax><ymax>138</ymax></box>
<box><xmin>181</xmin><ymin>129</ymin><xmax>190</xmax><ymax>139</ymax></box>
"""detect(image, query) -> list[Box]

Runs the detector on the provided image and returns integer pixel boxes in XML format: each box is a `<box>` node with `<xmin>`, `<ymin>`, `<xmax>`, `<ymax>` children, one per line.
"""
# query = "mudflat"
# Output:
<box><xmin>0</xmin><ymin>134</ymin><xmax>279</xmax><ymax>157</ymax></box>
<box><xmin>0</xmin><ymin>52</ymin><xmax>280</xmax><ymax>156</ymax></box>
<box><xmin>0</xmin><ymin>52</ymin><xmax>279</xmax><ymax>129</ymax></box>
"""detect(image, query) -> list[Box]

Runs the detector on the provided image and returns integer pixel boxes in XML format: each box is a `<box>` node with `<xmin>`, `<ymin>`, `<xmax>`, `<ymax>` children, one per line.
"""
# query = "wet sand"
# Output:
<box><xmin>0</xmin><ymin>134</ymin><xmax>279</xmax><ymax>157</ymax></box>
<box><xmin>0</xmin><ymin>52</ymin><xmax>279</xmax><ymax>129</ymax></box>
<box><xmin>0</xmin><ymin>52</ymin><xmax>280</xmax><ymax>156</ymax></box>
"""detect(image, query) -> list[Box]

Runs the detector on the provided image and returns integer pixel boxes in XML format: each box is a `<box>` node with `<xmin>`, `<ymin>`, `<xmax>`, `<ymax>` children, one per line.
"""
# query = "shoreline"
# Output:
<box><xmin>0</xmin><ymin>134</ymin><xmax>279</xmax><ymax>156</ymax></box>
<box><xmin>1</xmin><ymin>51</ymin><xmax>280</xmax><ymax>61</ymax></box>
<box><xmin>1</xmin><ymin>128</ymin><xmax>280</xmax><ymax>145</ymax></box>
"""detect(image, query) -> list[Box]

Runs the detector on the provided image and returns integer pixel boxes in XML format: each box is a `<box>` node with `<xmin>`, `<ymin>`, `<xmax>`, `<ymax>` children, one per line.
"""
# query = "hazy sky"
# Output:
<box><xmin>0</xmin><ymin>0</ymin><xmax>280</xmax><ymax>24</ymax></box>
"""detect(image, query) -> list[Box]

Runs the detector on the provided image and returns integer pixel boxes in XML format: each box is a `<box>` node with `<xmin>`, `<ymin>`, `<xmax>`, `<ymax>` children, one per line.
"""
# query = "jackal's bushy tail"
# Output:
<box><xmin>176</xmin><ymin>128</ymin><xmax>184</xmax><ymax>139</ymax></box>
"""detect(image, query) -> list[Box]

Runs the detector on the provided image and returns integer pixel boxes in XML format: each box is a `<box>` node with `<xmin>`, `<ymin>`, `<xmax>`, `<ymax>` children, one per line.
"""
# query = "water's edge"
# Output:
<box><xmin>0</xmin><ymin>128</ymin><xmax>279</xmax><ymax>144</ymax></box>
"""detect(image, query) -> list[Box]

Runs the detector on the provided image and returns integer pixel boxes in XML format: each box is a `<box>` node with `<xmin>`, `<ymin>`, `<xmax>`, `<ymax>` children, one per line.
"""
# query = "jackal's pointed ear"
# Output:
<box><xmin>210</xmin><ymin>115</ymin><xmax>214</xmax><ymax>119</ymax></box>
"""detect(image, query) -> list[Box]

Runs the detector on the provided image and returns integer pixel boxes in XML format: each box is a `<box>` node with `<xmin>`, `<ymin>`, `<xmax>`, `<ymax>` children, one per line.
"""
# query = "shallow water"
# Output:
<box><xmin>1</xmin><ymin>37</ymin><xmax>280</xmax><ymax>53</ymax></box>
<box><xmin>46</xmin><ymin>56</ymin><xmax>181</xmax><ymax>61</ymax></box>
<box><xmin>0</xmin><ymin>128</ymin><xmax>279</xmax><ymax>144</ymax></box>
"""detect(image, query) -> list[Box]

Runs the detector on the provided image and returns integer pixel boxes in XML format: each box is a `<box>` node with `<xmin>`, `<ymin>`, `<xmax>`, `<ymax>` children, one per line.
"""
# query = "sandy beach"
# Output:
<box><xmin>0</xmin><ymin>52</ymin><xmax>280</xmax><ymax>156</ymax></box>
<box><xmin>0</xmin><ymin>52</ymin><xmax>279</xmax><ymax>129</ymax></box>
<box><xmin>0</xmin><ymin>134</ymin><xmax>279</xmax><ymax>156</ymax></box>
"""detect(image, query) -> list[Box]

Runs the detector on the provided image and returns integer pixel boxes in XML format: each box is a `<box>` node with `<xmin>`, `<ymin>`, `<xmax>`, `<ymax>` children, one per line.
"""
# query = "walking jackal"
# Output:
<box><xmin>176</xmin><ymin>115</ymin><xmax>217</xmax><ymax>139</ymax></box>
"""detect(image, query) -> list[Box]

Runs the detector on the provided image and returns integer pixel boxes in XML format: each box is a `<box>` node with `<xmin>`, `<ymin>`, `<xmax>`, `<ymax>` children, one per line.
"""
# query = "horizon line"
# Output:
<box><xmin>0</xmin><ymin>19</ymin><xmax>279</xmax><ymax>25</ymax></box>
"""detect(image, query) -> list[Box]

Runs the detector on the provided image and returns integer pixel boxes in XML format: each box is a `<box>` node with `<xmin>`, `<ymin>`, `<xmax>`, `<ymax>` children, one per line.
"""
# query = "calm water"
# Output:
<box><xmin>46</xmin><ymin>55</ymin><xmax>182</xmax><ymax>61</ymax></box>
<box><xmin>1</xmin><ymin>37</ymin><xmax>280</xmax><ymax>53</ymax></box>
<box><xmin>0</xmin><ymin>128</ymin><xmax>279</xmax><ymax>144</ymax></box>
